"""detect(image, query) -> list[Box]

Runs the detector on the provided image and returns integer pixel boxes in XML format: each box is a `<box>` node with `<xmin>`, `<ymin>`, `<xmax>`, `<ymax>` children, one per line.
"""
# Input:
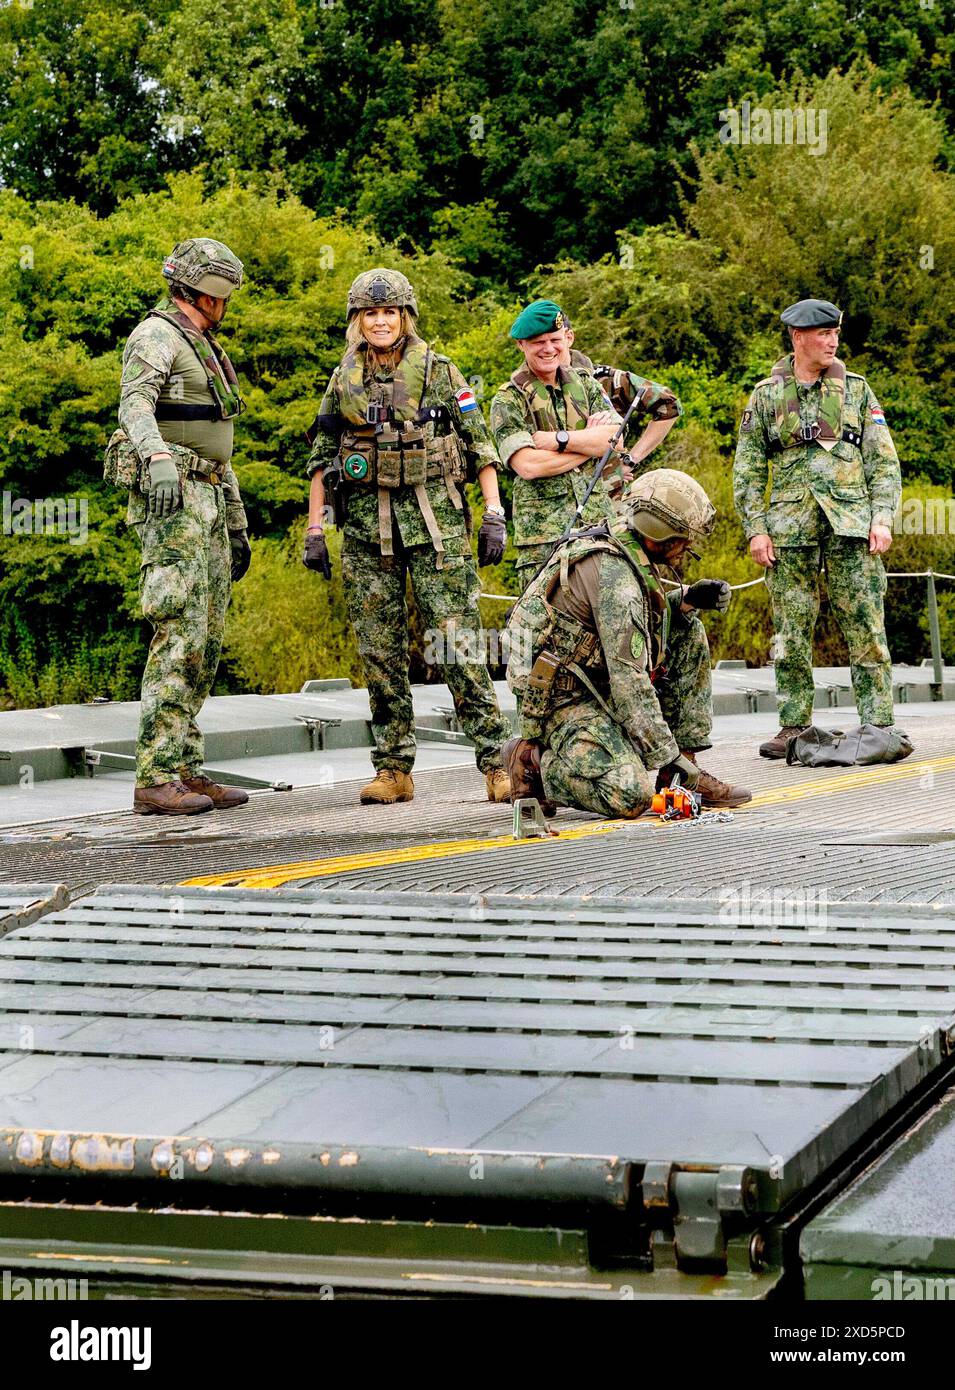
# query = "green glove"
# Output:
<box><xmin>658</xmin><ymin>754</ymin><xmax>700</xmax><ymax>790</ymax></box>
<box><xmin>147</xmin><ymin>454</ymin><xmax>181</xmax><ymax>517</ymax></box>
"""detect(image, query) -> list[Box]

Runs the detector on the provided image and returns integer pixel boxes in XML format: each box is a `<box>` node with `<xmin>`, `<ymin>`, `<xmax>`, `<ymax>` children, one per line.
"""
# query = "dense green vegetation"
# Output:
<box><xmin>0</xmin><ymin>0</ymin><xmax>953</xmax><ymax>705</ymax></box>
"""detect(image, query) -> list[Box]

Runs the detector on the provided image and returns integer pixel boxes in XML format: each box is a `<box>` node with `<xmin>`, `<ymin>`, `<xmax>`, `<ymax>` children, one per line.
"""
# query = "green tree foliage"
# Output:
<box><xmin>0</xmin><ymin>54</ymin><xmax>953</xmax><ymax>706</ymax></box>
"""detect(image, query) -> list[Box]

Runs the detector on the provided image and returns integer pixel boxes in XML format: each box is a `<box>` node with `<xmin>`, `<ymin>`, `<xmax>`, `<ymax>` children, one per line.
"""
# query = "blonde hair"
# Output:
<box><xmin>346</xmin><ymin>307</ymin><xmax>418</xmax><ymax>349</ymax></box>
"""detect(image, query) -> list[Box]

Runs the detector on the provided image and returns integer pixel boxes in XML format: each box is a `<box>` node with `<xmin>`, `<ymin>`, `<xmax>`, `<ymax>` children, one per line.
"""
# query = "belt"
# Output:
<box><xmin>188</xmin><ymin>468</ymin><xmax>224</xmax><ymax>486</ymax></box>
<box><xmin>767</xmin><ymin>425</ymin><xmax>863</xmax><ymax>455</ymax></box>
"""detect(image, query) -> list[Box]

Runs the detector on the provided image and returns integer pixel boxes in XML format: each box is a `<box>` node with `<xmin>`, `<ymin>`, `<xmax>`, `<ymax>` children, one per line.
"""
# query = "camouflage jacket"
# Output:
<box><xmin>570</xmin><ymin>350</ymin><xmax>682</xmax><ymax>452</ymax></box>
<box><xmin>118</xmin><ymin>313</ymin><xmax>247</xmax><ymax>531</ymax></box>
<box><xmin>489</xmin><ymin>366</ymin><xmax>622</xmax><ymax>548</ymax></box>
<box><xmin>307</xmin><ymin>346</ymin><xmax>499</xmax><ymax>552</ymax></box>
<box><xmin>538</xmin><ymin>532</ymin><xmax>682</xmax><ymax>768</ymax></box>
<box><xmin>733</xmin><ymin>357</ymin><xmax>901</xmax><ymax>543</ymax></box>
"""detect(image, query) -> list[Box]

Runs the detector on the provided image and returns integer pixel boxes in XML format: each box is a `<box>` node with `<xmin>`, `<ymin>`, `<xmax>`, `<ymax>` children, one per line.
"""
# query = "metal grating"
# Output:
<box><xmin>1</xmin><ymin>885</ymin><xmax>954</xmax><ymax>1219</ymax></box>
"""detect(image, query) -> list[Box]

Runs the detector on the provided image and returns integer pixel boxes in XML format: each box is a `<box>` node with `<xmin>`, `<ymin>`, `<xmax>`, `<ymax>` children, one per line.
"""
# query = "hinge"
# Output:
<box><xmin>640</xmin><ymin>1162</ymin><xmax>760</xmax><ymax>1272</ymax></box>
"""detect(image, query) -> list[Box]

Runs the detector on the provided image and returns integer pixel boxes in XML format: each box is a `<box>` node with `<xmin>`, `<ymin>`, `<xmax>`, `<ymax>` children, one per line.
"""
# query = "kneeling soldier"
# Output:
<box><xmin>503</xmin><ymin>470</ymin><xmax>752</xmax><ymax>818</ymax></box>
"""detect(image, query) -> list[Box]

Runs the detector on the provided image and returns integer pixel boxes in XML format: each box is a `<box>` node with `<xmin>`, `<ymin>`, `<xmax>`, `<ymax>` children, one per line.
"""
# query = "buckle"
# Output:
<box><xmin>365</xmin><ymin>404</ymin><xmax>392</xmax><ymax>426</ymax></box>
<box><xmin>800</xmin><ymin>422</ymin><xmax>821</xmax><ymax>442</ymax></box>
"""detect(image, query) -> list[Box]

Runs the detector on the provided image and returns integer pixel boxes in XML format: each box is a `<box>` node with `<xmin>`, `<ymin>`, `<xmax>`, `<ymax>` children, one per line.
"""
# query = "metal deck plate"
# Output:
<box><xmin>802</xmin><ymin>1087</ymin><xmax>955</xmax><ymax>1299</ymax></box>
<box><xmin>2</xmin><ymin>886</ymin><xmax>954</xmax><ymax>1205</ymax></box>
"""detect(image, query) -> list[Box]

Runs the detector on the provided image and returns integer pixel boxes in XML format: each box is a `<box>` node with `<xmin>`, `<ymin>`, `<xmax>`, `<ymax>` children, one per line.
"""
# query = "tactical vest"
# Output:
<box><xmin>765</xmin><ymin>356</ymin><xmax>862</xmax><ymax>454</ymax></box>
<box><xmin>510</xmin><ymin>363</ymin><xmax>591</xmax><ymax>434</ymax></box>
<box><xmin>331</xmin><ymin>336</ymin><xmax>468</xmax><ymax>564</ymax></box>
<box><xmin>506</xmin><ymin>528</ymin><xmax>669</xmax><ymax>738</ymax></box>
<box><xmin>147</xmin><ymin>302</ymin><xmax>244</xmax><ymax>422</ymax></box>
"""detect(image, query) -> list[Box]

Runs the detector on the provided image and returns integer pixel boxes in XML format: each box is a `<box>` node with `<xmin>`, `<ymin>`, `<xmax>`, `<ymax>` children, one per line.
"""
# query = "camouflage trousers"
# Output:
<box><xmin>765</xmin><ymin>534</ymin><xmax>893</xmax><ymax>728</ymax></box>
<box><xmin>342</xmin><ymin>532</ymin><xmax>511</xmax><ymax>775</ymax></box>
<box><xmin>540</xmin><ymin>614</ymin><xmax>714</xmax><ymax>818</ymax></box>
<box><xmin>134</xmin><ymin>481</ymin><xmax>231</xmax><ymax>786</ymax></box>
<box><xmin>516</xmin><ymin>542</ymin><xmax>557</xmax><ymax>593</ymax></box>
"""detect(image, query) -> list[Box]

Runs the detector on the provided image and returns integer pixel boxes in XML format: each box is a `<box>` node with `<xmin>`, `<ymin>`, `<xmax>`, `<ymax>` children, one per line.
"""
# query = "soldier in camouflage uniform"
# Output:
<box><xmin>561</xmin><ymin>316</ymin><xmax>683</xmax><ymax>486</ymax></box>
<box><xmin>502</xmin><ymin>471</ymin><xmax>752</xmax><ymax>818</ymax></box>
<box><xmin>110</xmin><ymin>238</ymin><xmax>252</xmax><ymax>815</ymax></box>
<box><xmin>733</xmin><ymin>299</ymin><xmax>903</xmax><ymax>758</ymax></box>
<box><xmin>303</xmin><ymin>268</ymin><xmax>512</xmax><ymax>805</ymax></box>
<box><xmin>489</xmin><ymin>300</ymin><xmax>627</xmax><ymax>592</ymax></box>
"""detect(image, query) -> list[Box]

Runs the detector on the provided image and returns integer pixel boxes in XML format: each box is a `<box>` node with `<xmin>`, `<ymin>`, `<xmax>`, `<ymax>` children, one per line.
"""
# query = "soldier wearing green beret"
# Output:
<box><xmin>489</xmin><ymin>300</ymin><xmax>625</xmax><ymax>592</ymax></box>
<box><xmin>109</xmin><ymin>237</ymin><xmax>252</xmax><ymax>816</ymax></box>
<box><xmin>303</xmin><ymin>268</ymin><xmax>512</xmax><ymax>806</ymax></box>
<box><xmin>561</xmin><ymin>317</ymin><xmax>683</xmax><ymax>485</ymax></box>
<box><xmin>733</xmin><ymin>299</ymin><xmax>903</xmax><ymax>759</ymax></box>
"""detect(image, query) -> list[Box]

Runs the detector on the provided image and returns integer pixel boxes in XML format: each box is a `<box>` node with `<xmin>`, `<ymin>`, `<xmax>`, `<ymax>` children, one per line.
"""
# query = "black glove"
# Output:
<box><xmin>683</xmin><ymin>579</ymin><xmax>731</xmax><ymax>613</ymax></box>
<box><xmin>229</xmin><ymin>530</ymin><xmax>252</xmax><ymax>582</ymax></box>
<box><xmin>303</xmin><ymin>528</ymin><xmax>332</xmax><ymax>580</ymax></box>
<box><xmin>477</xmin><ymin>510</ymin><xmax>507</xmax><ymax>567</ymax></box>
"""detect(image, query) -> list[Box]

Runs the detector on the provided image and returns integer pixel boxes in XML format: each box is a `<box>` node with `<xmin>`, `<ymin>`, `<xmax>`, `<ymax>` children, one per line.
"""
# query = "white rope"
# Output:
<box><xmin>480</xmin><ymin>568</ymin><xmax>955</xmax><ymax>607</ymax></box>
<box><xmin>886</xmin><ymin>570</ymin><xmax>955</xmax><ymax>582</ymax></box>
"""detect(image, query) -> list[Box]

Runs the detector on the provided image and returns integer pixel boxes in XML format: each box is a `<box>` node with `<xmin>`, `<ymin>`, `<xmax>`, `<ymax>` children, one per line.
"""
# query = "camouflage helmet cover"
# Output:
<box><xmin>162</xmin><ymin>238</ymin><xmax>244</xmax><ymax>298</ymax></box>
<box><xmin>347</xmin><ymin>267</ymin><xmax>418</xmax><ymax>317</ymax></box>
<box><xmin>618</xmin><ymin>468</ymin><xmax>716</xmax><ymax>547</ymax></box>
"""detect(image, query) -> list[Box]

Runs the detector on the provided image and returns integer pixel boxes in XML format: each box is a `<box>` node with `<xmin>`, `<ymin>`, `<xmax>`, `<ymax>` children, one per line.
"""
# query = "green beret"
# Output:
<box><xmin>780</xmin><ymin>298</ymin><xmax>843</xmax><ymax>329</ymax></box>
<box><xmin>510</xmin><ymin>299</ymin><xmax>566</xmax><ymax>340</ymax></box>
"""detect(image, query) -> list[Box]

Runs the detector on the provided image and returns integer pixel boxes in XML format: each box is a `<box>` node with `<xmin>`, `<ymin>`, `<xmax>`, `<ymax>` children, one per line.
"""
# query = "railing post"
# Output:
<box><xmin>927</xmin><ymin>570</ymin><xmax>944</xmax><ymax>697</ymax></box>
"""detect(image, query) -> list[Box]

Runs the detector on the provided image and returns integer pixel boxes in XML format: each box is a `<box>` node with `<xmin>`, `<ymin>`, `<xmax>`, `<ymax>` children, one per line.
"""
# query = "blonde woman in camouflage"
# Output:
<box><xmin>303</xmin><ymin>269</ymin><xmax>512</xmax><ymax>806</ymax></box>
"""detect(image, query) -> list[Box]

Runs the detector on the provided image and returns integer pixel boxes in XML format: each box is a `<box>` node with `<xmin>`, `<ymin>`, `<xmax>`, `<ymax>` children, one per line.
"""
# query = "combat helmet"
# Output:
<box><xmin>619</xmin><ymin>469</ymin><xmax>716</xmax><ymax>549</ymax></box>
<box><xmin>162</xmin><ymin>238</ymin><xmax>244</xmax><ymax>299</ymax></box>
<box><xmin>346</xmin><ymin>268</ymin><xmax>418</xmax><ymax>318</ymax></box>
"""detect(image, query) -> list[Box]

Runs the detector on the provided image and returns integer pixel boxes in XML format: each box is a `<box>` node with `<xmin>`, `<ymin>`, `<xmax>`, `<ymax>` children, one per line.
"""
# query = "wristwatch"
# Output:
<box><xmin>485</xmin><ymin>504</ymin><xmax>506</xmax><ymax>518</ymax></box>
<box><xmin>555</xmin><ymin>430</ymin><xmax>570</xmax><ymax>453</ymax></box>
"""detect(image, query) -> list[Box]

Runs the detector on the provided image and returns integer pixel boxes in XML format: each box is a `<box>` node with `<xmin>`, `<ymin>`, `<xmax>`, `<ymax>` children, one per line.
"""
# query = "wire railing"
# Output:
<box><xmin>480</xmin><ymin>568</ymin><xmax>955</xmax><ymax>688</ymax></box>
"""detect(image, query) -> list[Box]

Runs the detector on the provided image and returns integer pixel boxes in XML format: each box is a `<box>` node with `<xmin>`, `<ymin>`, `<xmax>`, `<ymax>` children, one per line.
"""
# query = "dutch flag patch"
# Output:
<box><xmin>455</xmin><ymin>387</ymin><xmax>478</xmax><ymax>413</ymax></box>
<box><xmin>869</xmin><ymin>405</ymin><xmax>886</xmax><ymax>425</ymax></box>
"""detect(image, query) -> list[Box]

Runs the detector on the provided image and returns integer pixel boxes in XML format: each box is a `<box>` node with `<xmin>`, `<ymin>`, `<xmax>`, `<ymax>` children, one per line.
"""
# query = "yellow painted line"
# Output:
<box><xmin>746</xmin><ymin>751</ymin><xmax>955</xmax><ymax>808</ymax></box>
<box><xmin>180</xmin><ymin>752</ymin><xmax>955</xmax><ymax>890</ymax></box>
<box><xmin>181</xmin><ymin>818</ymin><xmax>638</xmax><ymax>889</ymax></box>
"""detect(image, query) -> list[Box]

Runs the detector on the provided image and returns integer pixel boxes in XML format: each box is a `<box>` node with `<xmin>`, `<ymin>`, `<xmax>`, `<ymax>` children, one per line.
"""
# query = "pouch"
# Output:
<box><xmin>103</xmin><ymin>429</ymin><xmax>141</xmax><ymax>489</ymax></box>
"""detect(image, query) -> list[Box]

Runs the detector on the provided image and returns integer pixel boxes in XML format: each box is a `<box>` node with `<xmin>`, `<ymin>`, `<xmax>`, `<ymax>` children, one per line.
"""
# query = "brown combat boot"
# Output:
<box><xmin>501</xmin><ymin>737</ymin><xmax>557</xmax><ymax>818</ymax></box>
<box><xmin>359</xmin><ymin>769</ymin><xmax>414</xmax><ymax>805</ymax></box>
<box><xmin>658</xmin><ymin>752</ymin><xmax>752</xmax><ymax>809</ymax></box>
<box><xmin>180</xmin><ymin>772</ymin><xmax>249</xmax><ymax>810</ymax></box>
<box><xmin>133</xmin><ymin>781</ymin><xmax>214</xmax><ymax>816</ymax></box>
<box><xmin>759</xmin><ymin>726</ymin><xmax>809</xmax><ymax>760</ymax></box>
<box><xmin>485</xmin><ymin>767</ymin><xmax>512</xmax><ymax>803</ymax></box>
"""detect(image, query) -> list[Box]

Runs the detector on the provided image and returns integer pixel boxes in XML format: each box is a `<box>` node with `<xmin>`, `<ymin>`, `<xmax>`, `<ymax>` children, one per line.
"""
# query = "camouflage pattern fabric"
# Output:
<box><xmin>134</xmin><ymin>480</ymin><xmax>232</xmax><ymax>786</ymax></box>
<box><xmin>307</xmin><ymin>348</ymin><xmax>498</xmax><ymax>551</ymax></box>
<box><xmin>341</xmin><ymin>531</ymin><xmax>511</xmax><ymax>773</ymax></box>
<box><xmin>570</xmin><ymin>350</ymin><xmax>682</xmax><ymax>451</ymax></box>
<box><xmin>733</xmin><ymin>359</ymin><xmax>901</xmax><ymax>542</ymax></box>
<box><xmin>764</xmin><ymin>532</ymin><xmax>894</xmax><ymax>728</ymax></box>
<box><xmin>508</xmin><ymin>530</ymin><xmax>715</xmax><ymax>815</ymax></box>
<box><xmin>119</xmin><ymin>314</ymin><xmax>247</xmax><ymax>529</ymax></box>
<box><xmin>515</xmin><ymin>540</ymin><xmax>555</xmax><ymax>593</ymax></box>
<box><xmin>540</xmin><ymin>581</ymin><xmax>714</xmax><ymax>817</ymax></box>
<box><xmin>489</xmin><ymin>366</ymin><xmax>621</xmax><ymax>554</ymax></box>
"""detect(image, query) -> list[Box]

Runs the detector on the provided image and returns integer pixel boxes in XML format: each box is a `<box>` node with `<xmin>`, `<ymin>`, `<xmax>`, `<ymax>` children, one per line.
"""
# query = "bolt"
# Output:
<box><xmin>750</xmin><ymin>1232</ymin><xmax>767</xmax><ymax>1272</ymax></box>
